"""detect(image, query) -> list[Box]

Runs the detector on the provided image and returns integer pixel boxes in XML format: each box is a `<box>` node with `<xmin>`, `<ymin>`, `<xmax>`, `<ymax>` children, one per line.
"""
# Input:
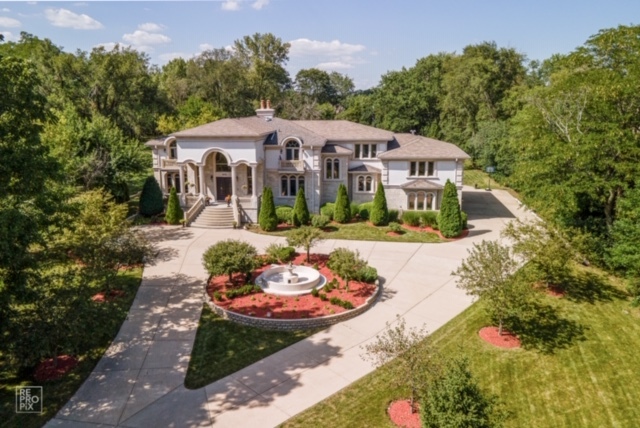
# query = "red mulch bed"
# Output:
<box><xmin>547</xmin><ymin>287</ymin><xmax>566</xmax><ymax>298</ymax></box>
<box><xmin>91</xmin><ymin>289</ymin><xmax>126</xmax><ymax>303</ymax></box>
<box><xmin>479</xmin><ymin>326</ymin><xmax>521</xmax><ymax>349</ymax></box>
<box><xmin>401</xmin><ymin>223</ymin><xmax>469</xmax><ymax>240</ymax></box>
<box><xmin>206</xmin><ymin>253</ymin><xmax>377</xmax><ymax>319</ymax></box>
<box><xmin>34</xmin><ymin>355</ymin><xmax>79</xmax><ymax>382</ymax></box>
<box><xmin>388</xmin><ymin>400</ymin><xmax>421</xmax><ymax>428</ymax></box>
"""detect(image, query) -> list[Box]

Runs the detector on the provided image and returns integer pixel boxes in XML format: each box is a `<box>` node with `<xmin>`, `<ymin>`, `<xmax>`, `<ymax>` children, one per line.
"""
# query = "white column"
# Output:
<box><xmin>251</xmin><ymin>165</ymin><xmax>257</xmax><ymax>198</ymax></box>
<box><xmin>199</xmin><ymin>164</ymin><xmax>205</xmax><ymax>198</ymax></box>
<box><xmin>231</xmin><ymin>165</ymin><xmax>237</xmax><ymax>197</ymax></box>
<box><xmin>178</xmin><ymin>166</ymin><xmax>185</xmax><ymax>204</ymax></box>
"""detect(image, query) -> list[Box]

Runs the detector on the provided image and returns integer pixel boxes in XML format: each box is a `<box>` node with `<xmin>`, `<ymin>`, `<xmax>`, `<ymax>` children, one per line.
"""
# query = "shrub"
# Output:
<box><xmin>265</xmin><ymin>243</ymin><xmax>296</xmax><ymax>264</ymax></box>
<box><xmin>354</xmin><ymin>265</ymin><xmax>378</xmax><ymax>283</ymax></box>
<box><xmin>328</xmin><ymin>247</ymin><xmax>366</xmax><ymax>289</ymax></box>
<box><xmin>319</xmin><ymin>292</ymin><xmax>328</xmax><ymax>301</ymax></box>
<box><xmin>388</xmin><ymin>222</ymin><xmax>404</xmax><ymax>234</ymax></box>
<box><xmin>202</xmin><ymin>239</ymin><xmax>258</xmax><ymax>282</ymax></box>
<box><xmin>311</xmin><ymin>214</ymin><xmax>330</xmax><ymax>228</ymax></box>
<box><xmin>226</xmin><ymin>284</ymin><xmax>263</xmax><ymax>299</ymax></box>
<box><xmin>350</xmin><ymin>202</ymin><xmax>360</xmax><ymax>219</ymax></box>
<box><xmin>165</xmin><ymin>187</ymin><xmax>183</xmax><ymax>224</ymax></box>
<box><xmin>329</xmin><ymin>296</ymin><xmax>354</xmax><ymax>310</ymax></box>
<box><xmin>259</xmin><ymin>187</ymin><xmax>278</xmax><ymax>231</ymax></box>
<box><xmin>293</xmin><ymin>187</ymin><xmax>311</xmax><ymax>226</ymax></box>
<box><xmin>275</xmin><ymin>205</ymin><xmax>293</xmax><ymax>224</ymax></box>
<box><xmin>402</xmin><ymin>211</ymin><xmax>421</xmax><ymax>227</ymax></box>
<box><xmin>333</xmin><ymin>184</ymin><xmax>351</xmax><ymax>223</ymax></box>
<box><xmin>358</xmin><ymin>202</ymin><xmax>374</xmax><ymax>220</ymax></box>
<box><xmin>370</xmin><ymin>182</ymin><xmax>389</xmax><ymax>226</ymax></box>
<box><xmin>320</xmin><ymin>203</ymin><xmax>334</xmax><ymax>220</ymax></box>
<box><xmin>388</xmin><ymin>209</ymin><xmax>399</xmax><ymax>223</ymax></box>
<box><xmin>438</xmin><ymin>180</ymin><xmax>463</xmax><ymax>238</ymax></box>
<box><xmin>139</xmin><ymin>176</ymin><xmax>164</xmax><ymax>217</ymax></box>
<box><xmin>461</xmin><ymin>211</ymin><xmax>468</xmax><ymax>229</ymax></box>
<box><xmin>212</xmin><ymin>291</ymin><xmax>224</xmax><ymax>301</ymax></box>
<box><xmin>420</xmin><ymin>211</ymin><xmax>439</xmax><ymax>228</ymax></box>
<box><xmin>311</xmin><ymin>287</ymin><xmax>319</xmax><ymax>297</ymax></box>
<box><xmin>287</xmin><ymin>226</ymin><xmax>324</xmax><ymax>262</ymax></box>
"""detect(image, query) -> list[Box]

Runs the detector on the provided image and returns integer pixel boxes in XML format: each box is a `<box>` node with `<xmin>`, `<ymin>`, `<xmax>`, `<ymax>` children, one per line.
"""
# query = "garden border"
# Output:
<box><xmin>206</xmin><ymin>278</ymin><xmax>382</xmax><ymax>331</ymax></box>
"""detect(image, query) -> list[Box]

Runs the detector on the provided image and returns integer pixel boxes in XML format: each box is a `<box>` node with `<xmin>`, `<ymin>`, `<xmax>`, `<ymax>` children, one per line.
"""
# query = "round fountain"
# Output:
<box><xmin>257</xmin><ymin>262</ymin><xmax>326</xmax><ymax>296</ymax></box>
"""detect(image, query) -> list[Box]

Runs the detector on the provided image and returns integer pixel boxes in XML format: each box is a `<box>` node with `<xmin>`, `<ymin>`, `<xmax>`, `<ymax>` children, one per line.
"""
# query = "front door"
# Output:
<box><xmin>216</xmin><ymin>177</ymin><xmax>232</xmax><ymax>201</ymax></box>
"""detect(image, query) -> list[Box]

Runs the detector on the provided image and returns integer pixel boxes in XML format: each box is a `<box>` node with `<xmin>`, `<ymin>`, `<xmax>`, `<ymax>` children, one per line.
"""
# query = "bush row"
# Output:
<box><xmin>226</xmin><ymin>284</ymin><xmax>262</xmax><ymax>299</ymax></box>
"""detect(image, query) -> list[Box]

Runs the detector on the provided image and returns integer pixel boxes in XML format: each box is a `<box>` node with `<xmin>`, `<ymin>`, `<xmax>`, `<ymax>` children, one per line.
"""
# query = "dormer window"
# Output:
<box><xmin>285</xmin><ymin>140</ymin><xmax>300</xmax><ymax>161</ymax></box>
<box><xmin>168</xmin><ymin>141</ymin><xmax>177</xmax><ymax>159</ymax></box>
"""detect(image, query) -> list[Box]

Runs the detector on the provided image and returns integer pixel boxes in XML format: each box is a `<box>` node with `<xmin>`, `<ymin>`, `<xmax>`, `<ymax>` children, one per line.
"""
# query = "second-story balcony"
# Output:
<box><xmin>162</xmin><ymin>158</ymin><xmax>178</xmax><ymax>168</ymax></box>
<box><xmin>279</xmin><ymin>160</ymin><xmax>304</xmax><ymax>171</ymax></box>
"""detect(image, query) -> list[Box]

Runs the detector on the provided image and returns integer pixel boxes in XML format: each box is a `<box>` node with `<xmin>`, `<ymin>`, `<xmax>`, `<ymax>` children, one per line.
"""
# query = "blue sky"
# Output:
<box><xmin>1</xmin><ymin>1</ymin><xmax>639</xmax><ymax>89</ymax></box>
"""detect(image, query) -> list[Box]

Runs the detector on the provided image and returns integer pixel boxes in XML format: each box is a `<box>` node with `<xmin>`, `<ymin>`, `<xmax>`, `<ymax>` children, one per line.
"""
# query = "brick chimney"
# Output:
<box><xmin>256</xmin><ymin>99</ymin><xmax>275</xmax><ymax>120</ymax></box>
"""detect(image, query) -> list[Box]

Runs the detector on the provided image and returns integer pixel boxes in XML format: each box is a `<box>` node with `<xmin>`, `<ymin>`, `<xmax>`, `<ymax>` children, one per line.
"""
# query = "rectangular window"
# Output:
<box><xmin>427</xmin><ymin>161</ymin><xmax>435</xmax><ymax>176</ymax></box>
<box><xmin>410</xmin><ymin>162</ymin><xmax>417</xmax><ymax>176</ymax></box>
<box><xmin>362</xmin><ymin>144</ymin><xmax>369</xmax><ymax>158</ymax></box>
<box><xmin>355</xmin><ymin>144</ymin><xmax>360</xmax><ymax>159</ymax></box>
<box><xmin>355</xmin><ymin>144</ymin><xmax>377</xmax><ymax>159</ymax></box>
<box><xmin>418</xmin><ymin>162</ymin><xmax>426</xmax><ymax>176</ymax></box>
<box><xmin>371</xmin><ymin>144</ymin><xmax>377</xmax><ymax>157</ymax></box>
<box><xmin>409</xmin><ymin>161</ymin><xmax>435</xmax><ymax>177</ymax></box>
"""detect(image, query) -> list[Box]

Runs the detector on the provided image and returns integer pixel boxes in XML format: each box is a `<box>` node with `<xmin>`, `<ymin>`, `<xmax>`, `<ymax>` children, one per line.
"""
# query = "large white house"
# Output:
<box><xmin>146</xmin><ymin>101</ymin><xmax>470</xmax><ymax>226</ymax></box>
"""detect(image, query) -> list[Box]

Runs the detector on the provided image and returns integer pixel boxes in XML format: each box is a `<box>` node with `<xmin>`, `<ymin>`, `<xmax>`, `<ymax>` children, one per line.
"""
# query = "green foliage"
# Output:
<box><xmin>350</xmin><ymin>202</ymin><xmax>360</xmax><ymax>218</ymax></box>
<box><xmin>370</xmin><ymin>182</ymin><xmax>390</xmax><ymax>226</ymax></box>
<box><xmin>139</xmin><ymin>176</ymin><xmax>164</xmax><ymax>216</ymax></box>
<box><xmin>607</xmin><ymin>187</ymin><xmax>640</xmax><ymax>279</ymax></box>
<box><xmin>420</xmin><ymin>211</ymin><xmax>439</xmax><ymax>228</ymax></box>
<box><xmin>202</xmin><ymin>239</ymin><xmax>258</xmax><ymax>282</ymax></box>
<box><xmin>439</xmin><ymin>180</ymin><xmax>463</xmax><ymax>238</ymax></box>
<box><xmin>225</xmin><ymin>284</ymin><xmax>262</xmax><ymax>299</ymax></box>
<box><xmin>388</xmin><ymin>209</ymin><xmax>400</xmax><ymax>223</ymax></box>
<box><xmin>333</xmin><ymin>184</ymin><xmax>352</xmax><ymax>224</ymax></box>
<box><xmin>286</xmin><ymin>226</ymin><xmax>324</xmax><ymax>262</ymax></box>
<box><xmin>212</xmin><ymin>291</ymin><xmax>224</xmax><ymax>301</ymax></box>
<box><xmin>328</xmin><ymin>247</ymin><xmax>366</xmax><ymax>289</ymax></box>
<box><xmin>354</xmin><ymin>265</ymin><xmax>379</xmax><ymax>284</ymax></box>
<box><xmin>329</xmin><ymin>296</ymin><xmax>355</xmax><ymax>310</ymax></box>
<box><xmin>310</xmin><ymin>287</ymin><xmax>319</xmax><ymax>297</ymax></box>
<box><xmin>311</xmin><ymin>214</ymin><xmax>330</xmax><ymax>228</ymax></box>
<box><xmin>421</xmin><ymin>356</ymin><xmax>504</xmax><ymax>428</ymax></box>
<box><xmin>320</xmin><ymin>203</ymin><xmax>335</xmax><ymax>220</ymax></box>
<box><xmin>164</xmin><ymin>187</ymin><xmax>183</xmax><ymax>224</ymax></box>
<box><xmin>402</xmin><ymin>211</ymin><xmax>421</xmax><ymax>227</ymax></box>
<box><xmin>259</xmin><ymin>187</ymin><xmax>278</xmax><ymax>231</ymax></box>
<box><xmin>388</xmin><ymin>222</ymin><xmax>404</xmax><ymax>234</ymax></box>
<box><xmin>293</xmin><ymin>188</ymin><xmax>311</xmax><ymax>226</ymax></box>
<box><xmin>264</xmin><ymin>243</ymin><xmax>296</xmax><ymax>264</ymax></box>
<box><xmin>357</xmin><ymin>202</ymin><xmax>373</xmax><ymax>220</ymax></box>
<box><xmin>461</xmin><ymin>211</ymin><xmax>468</xmax><ymax>229</ymax></box>
<box><xmin>157</xmin><ymin>95</ymin><xmax>226</xmax><ymax>134</ymax></box>
<box><xmin>275</xmin><ymin>205</ymin><xmax>293</xmax><ymax>224</ymax></box>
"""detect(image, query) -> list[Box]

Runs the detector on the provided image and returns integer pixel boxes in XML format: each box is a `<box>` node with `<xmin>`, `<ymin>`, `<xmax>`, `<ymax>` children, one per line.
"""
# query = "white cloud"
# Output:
<box><xmin>252</xmin><ymin>0</ymin><xmax>269</xmax><ymax>10</ymax></box>
<box><xmin>122</xmin><ymin>30</ymin><xmax>171</xmax><ymax>46</ymax></box>
<box><xmin>221</xmin><ymin>1</ymin><xmax>240</xmax><ymax>11</ymax></box>
<box><xmin>316</xmin><ymin>61</ymin><xmax>354</xmax><ymax>70</ymax></box>
<box><xmin>138</xmin><ymin>22</ymin><xmax>165</xmax><ymax>32</ymax></box>
<box><xmin>159</xmin><ymin>52</ymin><xmax>189</xmax><ymax>61</ymax></box>
<box><xmin>45</xmin><ymin>8</ymin><xmax>103</xmax><ymax>30</ymax></box>
<box><xmin>289</xmin><ymin>38</ymin><xmax>365</xmax><ymax>57</ymax></box>
<box><xmin>1</xmin><ymin>8</ymin><xmax>10</xmax><ymax>13</ymax></box>
<box><xmin>199</xmin><ymin>43</ymin><xmax>214</xmax><ymax>51</ymax></box>
<box><xmin>0</xmin><ymin>16</ymin><xmax>21</xmax><ymax>28</ymax></box>
<box><xmin>1</xmin><ymin>31</ymin><xmax>18</xmax><ymax>41</ymax></box>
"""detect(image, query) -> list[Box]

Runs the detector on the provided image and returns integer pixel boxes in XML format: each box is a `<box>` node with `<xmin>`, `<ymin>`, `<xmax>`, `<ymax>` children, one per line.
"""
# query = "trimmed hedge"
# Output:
<box><xmin>358</xmin><ymin>202</ymin><xmax>374</xmax><ymax>220</ymax></box>
<box><xmin>388</xmin><ymin>209</ymin><xmax>400</xmax><ymax>223</ymax></box>
<box><xmin>311</xmin><ymin>214</ymin><xmax>330</xmax><ymax>228</ymax></box>
<box><xmin>320</xmin><ymin>203</ymin><xmax>334</xmax><ymax>220</ymax></box>
<box><xmin>275</xmin><ymin>205</ymin><xmax>293</xmax><ymax>224</ymax></box>
<box><xmin>402</xmin><ymin>211</ymin><xmax>421</xmax><ymax>227</ymax></box>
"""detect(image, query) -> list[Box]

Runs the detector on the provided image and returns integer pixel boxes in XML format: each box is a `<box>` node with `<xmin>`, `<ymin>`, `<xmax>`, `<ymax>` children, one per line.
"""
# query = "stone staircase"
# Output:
<box><xmin>190</xmin><ymin>205</ymin><xmax>235</xmax><ymax>229</ymax></box>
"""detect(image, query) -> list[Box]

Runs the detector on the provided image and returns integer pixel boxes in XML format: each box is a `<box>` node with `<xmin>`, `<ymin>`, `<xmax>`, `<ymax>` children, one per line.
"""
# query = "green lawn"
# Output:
<box><xmin>0</xmin><ymin>268</ymin><xmax>143</xmax><ymax>428</ymax></box>
<box><xmin>282</xmin><ymin>265</ymin><xmax>640</xmax><ymax>428</ymax></box>
<box><xmin>185</xmin><ymin>305</ymin><xmax>320</xmax><ymax>389</ymax></box>
<box><xmin>251</xmin><ymin>221</ymin><xmax>442</xmax><ymax>243</ymax></box>
<box><xmin>463</xmin><ymin>168</ymin><xmax>508</xmax><ymax>190</ymax></box>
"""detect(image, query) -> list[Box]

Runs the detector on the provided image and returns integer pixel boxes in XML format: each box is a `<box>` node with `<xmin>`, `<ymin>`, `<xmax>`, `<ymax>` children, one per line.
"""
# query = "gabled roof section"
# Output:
<box><xmin>400</xmin><ymin>179</ymin><xmax>444</xmax><ymax>190</ymax></box>
<box><xmin>270</xmin><ymin>118</ymin><xmax>326</xmax><ymax>147</ymax></box>
<box><xmin>379</xmin><ymin>134</ymin><xmax>470</xmax><ymax>160</ymax></box>
<box><xmin>296</xmin><ymin>120</ymin><xmax>394</xmax><ymax>142</ymax></box>
<box><xmin>348</xmin><ymin>164</ymin><xmax>382</xmax><ymax>173</ymax></box>
<box><xmin>171</xmin><ymin>116</ymin><xmax>276</xmax><ymax>138</ymax></box>
<box><xmin>321</xmin><ymin>144</ymin><xmax>353</xmax><ymax>155</ymax></box>
<box><xmin>145</xmin><ymin>137</ymin><xmax>167</xmax><ymax>147</ymax></box>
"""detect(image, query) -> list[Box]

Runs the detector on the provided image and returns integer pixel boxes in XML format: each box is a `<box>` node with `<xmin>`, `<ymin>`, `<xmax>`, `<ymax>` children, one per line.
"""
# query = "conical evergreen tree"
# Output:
<box><xmin>259</xmin><ymin>186</ymin><xmax>278</xmax><ymax>231</ymax></box>
<box><xmin>438</xmin><ymin>180</ymin><xmax>463</xmax><ymax>238</ymax></box>
<box><xmin>138</xmin><ymin>176</ymin><xmax>164</xmax><ymax>216</ymax></box>
<box><xmin>165</xmin><ymin>187</ymin><xmax>184</xmax><ymax>224</ymax></box>
<box><xmin>370</xmin><ymin>182</ymin><xmax>389</xmax><ymax>226</ymax></box>
<box><xmin>333</xmin><ymin>183</ymin><xmax>351</xmax><ymax>223</ymax></box>
<box><xmin>293</xmin><ymin>187</ymin><xmax>310</xmax><ymax>226</ymax></box>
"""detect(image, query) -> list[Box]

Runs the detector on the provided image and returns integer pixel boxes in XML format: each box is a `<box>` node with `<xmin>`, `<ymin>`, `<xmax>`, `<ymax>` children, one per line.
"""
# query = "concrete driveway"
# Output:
<box><xmin>46</xmin><ymin>187</ymin><xmax>534</xmax><ymax>427</ymax></box>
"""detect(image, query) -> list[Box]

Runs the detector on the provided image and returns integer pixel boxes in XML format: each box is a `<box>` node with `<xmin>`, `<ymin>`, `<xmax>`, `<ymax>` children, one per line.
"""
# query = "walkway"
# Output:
<box><xmin>46</xmin><ymin>187</ymin><xmax>535</xmax><ymax>427</ymax></box>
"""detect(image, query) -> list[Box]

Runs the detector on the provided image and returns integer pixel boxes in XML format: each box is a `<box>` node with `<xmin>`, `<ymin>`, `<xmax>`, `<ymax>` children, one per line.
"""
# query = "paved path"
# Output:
<box><xmin>47</xmin><ymin>187</ymin><xmax>534</xmax><ymax>427</ymax></box>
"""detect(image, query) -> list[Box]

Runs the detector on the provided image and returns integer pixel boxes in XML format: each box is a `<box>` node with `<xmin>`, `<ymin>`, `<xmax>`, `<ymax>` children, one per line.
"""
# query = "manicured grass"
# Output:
<box><xmin>0</xmin><ymin>268</ymin><xmax>143</xmax><ymax>428</ymax></box>
<box><xmin>463</xmin><ymin>168</ymin><xmax>509</xmax><ymax>190</ymax></box>
<box><xmin>252</xmin><ymin>221</ymin><xmax>442</xmax><ymax>243</ymax></box>
<box><xmin>184</xmin><ymin>305</ymin><xmax>320</xmax><ymax>389</ymax></box>
<box><xmin>282</xmin><ymin>265</ymin><xmax>640</xmax><ymax>427</ymax></box>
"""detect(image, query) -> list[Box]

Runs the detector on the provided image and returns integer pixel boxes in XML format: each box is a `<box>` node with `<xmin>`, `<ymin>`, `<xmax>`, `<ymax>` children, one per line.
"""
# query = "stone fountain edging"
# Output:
<box><xmin>206</xmin><ymin>278</ymin><xmax>382</xmax><ymax>331</ymax></box>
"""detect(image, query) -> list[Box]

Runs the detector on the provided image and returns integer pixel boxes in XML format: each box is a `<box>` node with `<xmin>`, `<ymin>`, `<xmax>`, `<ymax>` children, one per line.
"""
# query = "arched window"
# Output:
<box><xmin>408</xmin><ymin>193</ymin><xmax>416</xmax><ymax>210</ymax></box>
<box><xmin>417</xmin><ymin>192</ymin><xmax>425</xmax><ymax>210</ymax></box>
<box><xmin>215</xmin><ymin>152</ymin><xmax>231</xmax><ymax>172</ymax></box>
<box><xmin>325</xmin><ymin>158</ymin><xmax>340</xmax><ymax>180</ymax></box>
<box><xmin>357</xmin><ymin>176</ymin><xmax>365</xmax><ymax>192</ymax></box>
<box><xmin>426</xmin><ymin>192</ymin><xmax>434</xmax><ymax>210</ymax></box>
<box><xmin>285</xmin><ymin>140</ymin><xmax>300</xmax><ymax>161</ymax></box>
<box><xmin>365</xmin><ymin>176</ymin><xmax>373</xmax><ymax>192</ymax></box>
<box><xmin>168</xmin><ymin>141</ymin><xmax>177</xmax><ymax>159</ymax></box>
<box><xmin>333</xmin><ymin>159</ymin><xmax>340</xmax><ymax>179</ymax></box>
<box><xmin>356</xmin><ymin>175</ymin><xmax>374</xmax><ymax>193</ymax></box>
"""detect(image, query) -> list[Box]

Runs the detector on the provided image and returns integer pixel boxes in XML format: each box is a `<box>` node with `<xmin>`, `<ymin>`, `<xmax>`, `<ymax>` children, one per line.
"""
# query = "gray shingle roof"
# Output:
<box><xmin>321</xmin><ymin>144</ymin><xmax>353</xmax><ymax>154</ymax></box>
<box><xmin>144</xmin><ymin>138</ymin><xmax>166</xmax><ymax>147</ymax></box>
<box><xmin>400</xmin><ymin>179</ymin><xmax>444</xmax><ymax>190</ymax></box>
<box><xmin>379</xmin><ymin>134</ymin><xmax>470</xmax><ymax>160</ymax></box>
<box><xmin>348</xmin><ymin>164</ymin><xmax>382</xmax><ymax>173</ymax></box>
<box><xmin>296</xmin><ymin>120</ymin><xmax>394</xmax><ymax>141</ymax></box>
<box><xmin>171</xmin><ymin>116</ymin><xmax>275</xmax><ymax>138</ymax></box>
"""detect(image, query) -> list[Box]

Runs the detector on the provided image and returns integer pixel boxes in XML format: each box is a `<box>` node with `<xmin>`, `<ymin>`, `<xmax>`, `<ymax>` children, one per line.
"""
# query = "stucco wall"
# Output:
<box><xmin>176</xmin><ymin>139</ymin><xmax>260</xmax><ymax>164</ymax></box>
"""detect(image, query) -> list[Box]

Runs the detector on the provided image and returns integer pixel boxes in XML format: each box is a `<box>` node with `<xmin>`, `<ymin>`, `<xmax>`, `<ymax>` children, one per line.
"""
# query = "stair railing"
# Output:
<box><xmin>184</xmin><ymin>194</ymin><xmax>206</xmax><ymax>226</ymax></box>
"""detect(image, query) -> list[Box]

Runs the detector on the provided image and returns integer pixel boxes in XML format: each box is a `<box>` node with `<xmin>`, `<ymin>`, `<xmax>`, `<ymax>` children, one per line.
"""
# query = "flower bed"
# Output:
<box><xmin>401</xmin><ymin>223</ymin><xmax>469</xmax><ymax>240</ymax></box>
<box><xmin>206</xmin><ymin>253</ymin><xmax>377</xmax><ymax>320</ymax></box>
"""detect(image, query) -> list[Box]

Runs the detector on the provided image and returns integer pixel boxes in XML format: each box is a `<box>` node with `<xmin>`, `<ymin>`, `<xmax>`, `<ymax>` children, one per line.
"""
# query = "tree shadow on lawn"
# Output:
<box><xmin>506</xmin><ymin>301</ymin><xmax>586</xmax><ymax>354</ymax></box>
<box><xmin>563</xmin><ymin>270</ymin><xmax>626</xmax><ymax>304</ymax></box>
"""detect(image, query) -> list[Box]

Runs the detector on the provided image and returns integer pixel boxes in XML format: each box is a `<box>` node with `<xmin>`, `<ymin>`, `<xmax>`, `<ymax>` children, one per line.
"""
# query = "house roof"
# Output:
<box><xmin>171</xmin><ymin>116</ymin><xmax>275</xmax><ymax>138</ymax></box>
<box><xmin>348</xmin><ymin>164</ymin><xmax>382</xmax><ymax>173</ymax></box>
<box><xmin>379</xmin><ymin>134</ymin><xmax>470</xmax><ymax>160</ymax></box>
<box><xmin>321</xmin><ymin>144</ymin><xmax>353</xmax><ymax>155</ymax></box>
<box><xmin>296</xmin><ymin>120</ymin><xmax>394</xmax><ymax>142</ymax></box>
<box><xmin>144</xmin><ymin>137</ymin><xmax>166</xmax><ymax>147</ymax></box>
<box><xmin>400</xmin><ymin>179</ymin><xmax>444</xmax><ymax>190</ymax></box>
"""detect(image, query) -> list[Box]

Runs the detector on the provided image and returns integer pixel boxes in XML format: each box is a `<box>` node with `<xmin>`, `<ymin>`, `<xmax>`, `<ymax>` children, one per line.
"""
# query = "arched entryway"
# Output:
<box><xmin>202</xmin><ymin>151</ymin><xmax>232</xmax><ymax>202</ymax></box>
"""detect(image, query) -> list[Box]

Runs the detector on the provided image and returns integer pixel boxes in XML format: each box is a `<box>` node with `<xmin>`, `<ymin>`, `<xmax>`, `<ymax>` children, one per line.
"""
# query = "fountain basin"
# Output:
<box><xmin>257</xmin><ymin>264</ymin><xmax>325</xmax><ymax>296</ymax></box>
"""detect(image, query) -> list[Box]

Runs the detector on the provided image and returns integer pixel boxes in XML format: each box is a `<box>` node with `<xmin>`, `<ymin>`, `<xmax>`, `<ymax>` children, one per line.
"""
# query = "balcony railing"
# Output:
<box><xmin>279</xmin><ymin>160</ymin><xmax>304</xmax><ymax>171</ymax></box>
<box><xmin>162</xmin><ymin>158</ymin><xmax>178</xmax><ymax>168</ymax></box>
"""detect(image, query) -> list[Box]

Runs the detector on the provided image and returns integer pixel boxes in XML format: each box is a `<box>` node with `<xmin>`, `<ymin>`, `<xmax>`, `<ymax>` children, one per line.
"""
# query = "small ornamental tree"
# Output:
<box><xmin>328</xmin><ymin>247</ymin><xmax>365</xmax><ymax>290</ymax></box>
<box><xmin>139</xmin><ymin>176</ymin><xmax>164</xmax><ymax>216</ymax></box>
<box><xmin>421</xmin><ymin>356</ymin><xmax>505</xmax><ymax>428</ymax></box>
<box><xmin>293</xmin><ymin>187</ymin><xmax>311</xmax><ymax>226</ymax></box>
<box><xmin>452</xmin><ymin>240</ymin><xmax>529</xmax><ymax>335</ymax></box>
<box><xmin>202</xmin><ymin>239</ymin><xmax>258</xmax><ymax>283</ymax></box>
<box><xmin>370</xmin><ymin>182</ymin><xmax>389</xmax><ymax>226</ymax></box>
<box><xmin>287</xmin><ymin>226</ymin><xmax>324</xmax><ymax>262</ymax></box>
<box><xmin>259</xmin><ymin>186</ymin><xmax>278</xmax><ymax>231</ymax></box>
<box><xmin>165</xmin><ymin>187</ymin><xmax>183</xmax><ymax>224</ymax></box>
<box><xmin>438</xmin><ymin>179</ymin><xmax>463</xmax><ymax>238</ymax></box>
<box><xmin>333</xmin><ymin>183</ymin><xmax>351</xmax><ymax>223</ymax></box>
